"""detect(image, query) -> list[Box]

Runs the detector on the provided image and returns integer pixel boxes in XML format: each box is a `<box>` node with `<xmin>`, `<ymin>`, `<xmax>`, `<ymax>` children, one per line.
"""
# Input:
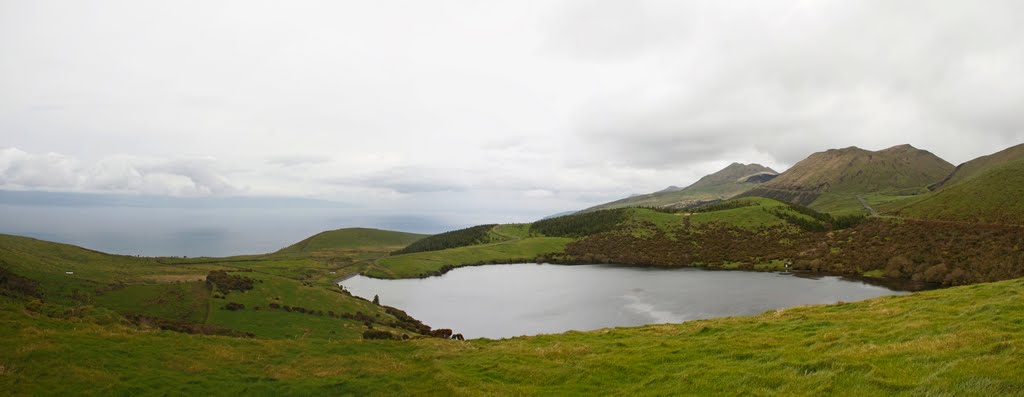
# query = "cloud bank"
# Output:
<box><xmin>1</xmin><ymin>1</ymin><xmax>1022</xmax><ymax>221</ymax></box>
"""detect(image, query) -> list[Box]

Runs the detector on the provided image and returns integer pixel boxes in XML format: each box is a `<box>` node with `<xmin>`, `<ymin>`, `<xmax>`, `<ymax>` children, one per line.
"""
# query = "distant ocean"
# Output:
<box><xmin>0</xmin><ymin>191</ymin><xmax>454</xmax><ymax>257</ymax></box>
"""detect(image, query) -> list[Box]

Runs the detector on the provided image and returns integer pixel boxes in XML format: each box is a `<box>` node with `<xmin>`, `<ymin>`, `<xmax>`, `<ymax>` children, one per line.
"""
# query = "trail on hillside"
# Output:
<box><xmin>489</xmin><ymin>225</ymin><xmax>523</xmax><ymax>242</ymax></box>
<box><xmin>857</xmin><ymin>195</ymin><xmax>880</xmax><ymax>217</ymax></box>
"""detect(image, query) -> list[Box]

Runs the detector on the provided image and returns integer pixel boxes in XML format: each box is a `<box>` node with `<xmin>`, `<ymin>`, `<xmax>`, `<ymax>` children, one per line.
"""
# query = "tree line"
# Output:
<box><xmin>393</xmin><ymin>224</ymin><xmax>498</xmax><ymax>255</ymax></box>
<box><xmin>529</xmin><ymin>209</ymin><xmax>630</xmax><ymax>237</ymax></box>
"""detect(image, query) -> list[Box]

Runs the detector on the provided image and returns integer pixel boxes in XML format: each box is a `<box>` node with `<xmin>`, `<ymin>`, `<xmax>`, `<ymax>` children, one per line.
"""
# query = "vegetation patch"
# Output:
<box><xmin>205</xmin><ymin>270</ymin><xmax>255</xmax><ymax>293</ymax></box>
<box><xmin>393</xmin><ymin>224</ymin><xmax>499</xmax><ymax>255</ymax></box>
<box><xmin>372</xmin><ymin>237</ymin><xmax>572</xmax><ymax>279</ymax></box>
<box><xmin>529</xmin><ymin>209</ymin><xmax>630</xmax><ymax>237</ymax></box>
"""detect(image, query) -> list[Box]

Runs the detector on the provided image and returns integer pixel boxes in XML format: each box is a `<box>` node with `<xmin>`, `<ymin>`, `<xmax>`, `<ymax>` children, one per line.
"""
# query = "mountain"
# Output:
<box><xmin>895</xmin><ymin>158</ymin><xmax>1024</xmax><ymax>224</ymax></box>
<box><xmin>276</xmin><ymin>227</ymin><xmax>427</xmax><ymax>253</ymax></box>
<box><xmin>740</xmin><ymin>144</ymin><xmax>954</xmax><ymax>206</ymax></box>
<box><xmin>584</xmin><ymin>163</ymin><xmax>778</xmax><ymax>211</ymax></box>
<box><xmin>929</xmin><ymin>143</ymin><xmax>1024</xmax><ymax>190</ymax></box>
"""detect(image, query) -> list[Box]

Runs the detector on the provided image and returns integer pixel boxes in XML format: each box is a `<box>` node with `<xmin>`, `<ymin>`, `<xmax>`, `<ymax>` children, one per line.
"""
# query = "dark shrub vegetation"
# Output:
<box><xmin>565</xmin><ymin>219</ymin><xmax>1024</xmax><ymax>285</ymax></box>
<box><xmin>205</xmin><ymin>270</ymin><xmax>255</xmax><ymax>293</ymax></box>
<box><xmin>129</xmin><ymin>315</ymin><xmax>253</xmax><ymax>338</ymax></box>
<box><xmin>393</xmin><ymin>224</ymin><xmax>498</xmax><ymax>255</ymax></box>
<box><xmin>362</xmin><ymin>330</ymin><xmax>397</xmax><ymax>340</ymax></box>
<box><xmin>530</xmin><ymin>209</ymin><xmax>630</xmax><ymax>237</ymax></box>
<box><xmin>0</xmin><ymin>264</ymin><xmax>41</xmax><ymax>298</ymax></box>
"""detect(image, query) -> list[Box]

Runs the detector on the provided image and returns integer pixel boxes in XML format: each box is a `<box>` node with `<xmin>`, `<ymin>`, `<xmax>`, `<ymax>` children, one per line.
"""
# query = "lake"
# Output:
<box><xmin>341</xmin><ymin>263</ymin><xmax>919</xmax><ymax>339</ymax></box>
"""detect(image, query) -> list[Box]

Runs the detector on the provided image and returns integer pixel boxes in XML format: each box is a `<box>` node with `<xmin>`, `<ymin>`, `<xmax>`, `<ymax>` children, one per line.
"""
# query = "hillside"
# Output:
<box><xmin>930</xmin><ymin>143</ymin><xmax>1024</xmax><ymax>190</ymax></box>
<box><xmin>741</xmin><ymin>144</ymin><xmax>953</xmax><ymax>206</ymax></box>
<box><xmin>4</xmin><ymin>269</ymin><xmax>1024</xmax><ymax>395</ymax></box>
<box><xmin>276</xmin><ymin>227</ymin><xmax>427</xmax><ymax>254</ymax></box>
<box><xmin>895</xmin><ymin>159</ymin><xmax>1024</xmax><ymax>225</ymax></box>
<box><xmin>0</xmin><ymin>234</ymin><xmax>444</xmax><ymax>341</ymax></box>
<box><xmin>585</xmin><ymin>163</ymin><xmax>778</xmax><ymax>211</ymax></box>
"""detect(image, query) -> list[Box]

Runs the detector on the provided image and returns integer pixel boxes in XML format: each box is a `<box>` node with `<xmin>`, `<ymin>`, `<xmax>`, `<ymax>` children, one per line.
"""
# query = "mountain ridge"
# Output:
<box><xmin>740</xmin><ymin>144</ymin><xmax>954</xmax><ymax>206</ymax></box>
<box><xmin>584</xmin><ymin>163</ymin><xmax>778</xmax><ymax>211</ymax></box>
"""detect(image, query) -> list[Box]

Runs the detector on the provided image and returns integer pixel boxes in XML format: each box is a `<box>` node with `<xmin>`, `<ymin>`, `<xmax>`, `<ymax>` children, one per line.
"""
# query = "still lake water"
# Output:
<box><xmin>341</xmin><ymin>263</ymin><xmax>912</xmax><ymax>339</ymax></box>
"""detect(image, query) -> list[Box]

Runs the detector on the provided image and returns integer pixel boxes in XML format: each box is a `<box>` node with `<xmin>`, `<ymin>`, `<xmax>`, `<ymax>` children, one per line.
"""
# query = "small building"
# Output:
<box><xmin>65</xmin><ymin>271</ymin><xmax>74</xmax><ymax>275</ymax></box>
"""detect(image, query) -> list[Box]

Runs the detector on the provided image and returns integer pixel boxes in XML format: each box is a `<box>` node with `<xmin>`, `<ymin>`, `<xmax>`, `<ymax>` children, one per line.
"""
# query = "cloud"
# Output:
<box><xmin>1</xmin><ymin>1</ymin><xmax>1023</xmax><ymax>221</ymax></box>
<box><xmin>265</xmin><ymin>155</ymin><xmax>333</xmax><ymax>167</ymax></box>
<box><xmin>551</xmin><ymin>0</ymin><xmax>1024</xmax><ymax>166</ymax></box>
<box><xmin>0</xmin><ymin>148</ymin><xmax>239</xmax><ymax>196</ymax></box>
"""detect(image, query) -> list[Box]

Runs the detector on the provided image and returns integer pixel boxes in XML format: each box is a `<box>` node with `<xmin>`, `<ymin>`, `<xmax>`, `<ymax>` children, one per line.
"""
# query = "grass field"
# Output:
<box><xmin>895</xmin><ymin>159</ymin><xmax>1024</xmax><ymax>225</ymax></box>
<box><xmin>369</xmin><ymin>237</ymin><xmax>573</xmax><ymax>279</ymax></box>
<box><xmin>3</xmin><ymin>275</ymin><xmax>1024</xmax><ymax>395</ymax></box>
<box><xmin>0</xmin><ymin>233</ymin><xmax>434</xmax><ymax>343</ymax></box>
<box><xmin>689</xmin><ymin>200</ymin><xmax>790</xmax><ymax>229</ymax></box>
<box><xmin>93</xmin><ymin>281</ymin><xmax>211</xmax><ymax>323</ymax></box>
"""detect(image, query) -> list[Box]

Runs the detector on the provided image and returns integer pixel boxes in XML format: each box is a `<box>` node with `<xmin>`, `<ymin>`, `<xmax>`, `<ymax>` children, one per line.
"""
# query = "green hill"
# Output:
<box><xmin>740</xmin><ymin>144</ymin><xmax>953</xmax><ymax>206</ymax></box>
<box><xmin>0</xmin><ymin>234</ymin><xmax>441</xmax><ymax>341</ymax></box>
<box><xmin>895</xmin><ymin>159</ymin><xmax>1024</xmax><ymax>225</ymax></box>
<box><xmin>585</xmin><ymin>163</ymin><xmax>778</xmax><ymax>211</ymax></box>
<box><xmin>276</xmin><ymin>227</ymin><xmax>427</xmax><ymax>253</ymax></box>
<box><xmin>930</xmin><ymin>143</ymin><xmax>1024</xmax><ymax>190</ymax></box>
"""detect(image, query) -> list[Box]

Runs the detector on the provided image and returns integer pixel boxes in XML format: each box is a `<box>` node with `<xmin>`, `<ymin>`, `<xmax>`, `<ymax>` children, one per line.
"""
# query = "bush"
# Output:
<box><xmin>223</xmin><ymin>302</ymin><xmax>245</xmax><ymax>311</ymax></box>
<box><xmin>362</xmin><ymin>330</ymin><xmax>396</xmax><ymax>340</ymax></box>
<box><xmin>205</xmin><ymin>270</ymin><xmax>255</xmax><ymax>293</ymax></box>
<box><xmin>0</xmin><ymin>264</ymin><xmax>41</xmax><ymax>298</ymax></box>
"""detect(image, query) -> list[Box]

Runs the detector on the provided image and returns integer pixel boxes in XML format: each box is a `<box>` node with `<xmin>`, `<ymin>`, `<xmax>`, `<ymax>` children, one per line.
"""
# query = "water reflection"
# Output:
<box><xmin>341</xmin><ymin>263</ymin><xmax>916</xmax><ymax>339</ymax></box>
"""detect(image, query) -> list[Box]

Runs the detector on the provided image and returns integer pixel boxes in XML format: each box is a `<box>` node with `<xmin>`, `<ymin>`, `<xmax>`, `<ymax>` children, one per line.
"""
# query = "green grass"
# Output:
<box><xmin>687</xmin><ymin>197</ymin><xmax>793</xmax><ymax>230</ymax></box>
<box><xmin>204</xmin><ymin>272</ymin><xmax>402</xmax><ymax>339</ymax></box>
<box><xmin>491</xmin><ymin>223</ymin><xmax>532</xmax><ymax>239</ymax></box>
<box><xmin>93</xmin><ymin>281</ymin><xmax>211</xmax><ymax>323</ymax></box>
<box><xmin>0</xmin><ymin>234</ymin><xmax>223</xmax><ymax>304</ymax></box>
<box><xmin>369</xmin><ymin>237</ymin><xmax>573</xmax><ymax>279</ymax></box>
<box><xmin>276</xmin><ymin>228</ymin><xmax>428</xmax><ymax>254</ymax></box>
<box><xmin>895</xmin><ymin>159</ymin><xmax>1024</xmax><ymax>225</ymax></box>
<box><xmin>0</xmin><ymin>234</ymin><xmax>429</xmax><ymax>343</ymax></box>
<box><xmin>4</xmin><ymin>276</ymin><xmax>1024</xmax><ymax>395</ymax></box>
<box><xmin>624</xmin><ymin>208</ymin><xmax>685</xmax><ymax>230</ymax></box>
<box><xmin>809</xmin><ymin>193</ymin><xmax>923</xmax><ymax>217</ymax></box>
<box><xmin>808</xmin><ymin>193</ymin><xmax>869</xmax><ymax>216</ymax></box>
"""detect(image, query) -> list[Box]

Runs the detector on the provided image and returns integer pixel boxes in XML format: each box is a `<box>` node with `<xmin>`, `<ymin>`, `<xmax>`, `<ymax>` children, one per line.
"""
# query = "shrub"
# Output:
<box><xmin>205</xmin><ymin>270</ymin><xmax>255</xmax><ymax>293</ymax></box>
<box><xmin>362</xmin><ymin>330</ymin><xmax>396</xmax><ymax>340</ymax></box>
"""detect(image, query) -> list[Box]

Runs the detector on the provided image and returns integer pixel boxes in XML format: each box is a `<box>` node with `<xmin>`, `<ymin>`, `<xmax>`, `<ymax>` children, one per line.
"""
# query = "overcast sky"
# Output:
<box><xmin>2</xmin><ymin>0</ymin><xmax>1023</xmax><ymax>221</ymax></box>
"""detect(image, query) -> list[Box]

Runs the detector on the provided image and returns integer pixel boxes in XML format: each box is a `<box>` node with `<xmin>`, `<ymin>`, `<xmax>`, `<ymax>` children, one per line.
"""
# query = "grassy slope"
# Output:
<box><xmin>204</xmin><ymin>272</ymin><xmax>399</xmax><ymax>339</ymax></box>
<box><xmin>368</xmin><ymin>237</ymin><xmax>572</xmax><ymax>279</ymax></box>
<box><xmin>688</xmin><ymin>198</ymin><xmax>794</xmax><ymax>229</ymax></box>
<box><xmin>744</xmin><ymin>145</ymin><xmax>953</xmax><ymax>206</ymax></box>
<box><xmin>276</xmin><ymin>228</ymin><xmax>428</xmax><ymax>254</ymax></box>
<box><xmin>4</xmin><ymin>277</ymin><xmax>1024</xmax><ymax>395</ymax></box>
<box><xmin>895</xmin><ymin>159</ymin><xmax>1024</xmax><ymax>224</ymax></box>
<box><xmin>931</xmin><ymin>143</ymin><xmax>1024</xmax><ymax>190</ymax></box>
<box><xmin>585</xmin><ymin>163</ymin><xmax>775</xmax><ymax>211</ymax></box>
<box><xmin>587</xmin><ymin>183</ymin><xmax>750</xmax><ymax>211</ymax></box>
<box><xmin>0</xmin><ymin>234</ymin><xmax>427</xmax><ymax>341</ymax></box>
<box><xmin>808</xmin><ymin>193</ymin><xmax>922</xmax><ymax>216</ymax></box>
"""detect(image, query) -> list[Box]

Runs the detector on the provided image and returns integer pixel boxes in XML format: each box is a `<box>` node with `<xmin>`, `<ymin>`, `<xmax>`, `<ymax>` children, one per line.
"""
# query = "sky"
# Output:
<box><xmin>2</xmin><ymin>0</ymin><xmax>1023</xmax><ymax>223</ymax></box>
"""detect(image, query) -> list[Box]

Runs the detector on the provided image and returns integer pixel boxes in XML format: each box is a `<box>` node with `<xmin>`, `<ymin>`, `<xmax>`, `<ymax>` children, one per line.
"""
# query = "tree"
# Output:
<box><xmin>372</xmin><ymin>294</ymin><xmax>380</xmax><ymax>305</ymax></box>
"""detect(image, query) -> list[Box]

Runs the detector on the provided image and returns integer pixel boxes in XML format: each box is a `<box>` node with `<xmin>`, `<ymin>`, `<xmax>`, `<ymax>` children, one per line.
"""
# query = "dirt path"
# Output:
<box><xmin>857</xmin><ymin>195</ymin><xmax>880</xmax><ymax>217</ymax></box>
<box><xmin>489</xmin><ymin>225</ymin><xmax>523</xmax><ymax>242</ymax></box>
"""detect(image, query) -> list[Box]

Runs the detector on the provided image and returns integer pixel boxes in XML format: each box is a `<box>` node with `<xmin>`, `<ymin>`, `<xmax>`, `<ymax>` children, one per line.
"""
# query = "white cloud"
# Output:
<box><xmin>1</xmin><ymin>1</ymin><xmax>1023</xmax><ymax>220</ymax></box>
<box><xmin>0</xmin><ymin>148</ymin><xmax>239</xmax><ymax>196</ymax></box>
